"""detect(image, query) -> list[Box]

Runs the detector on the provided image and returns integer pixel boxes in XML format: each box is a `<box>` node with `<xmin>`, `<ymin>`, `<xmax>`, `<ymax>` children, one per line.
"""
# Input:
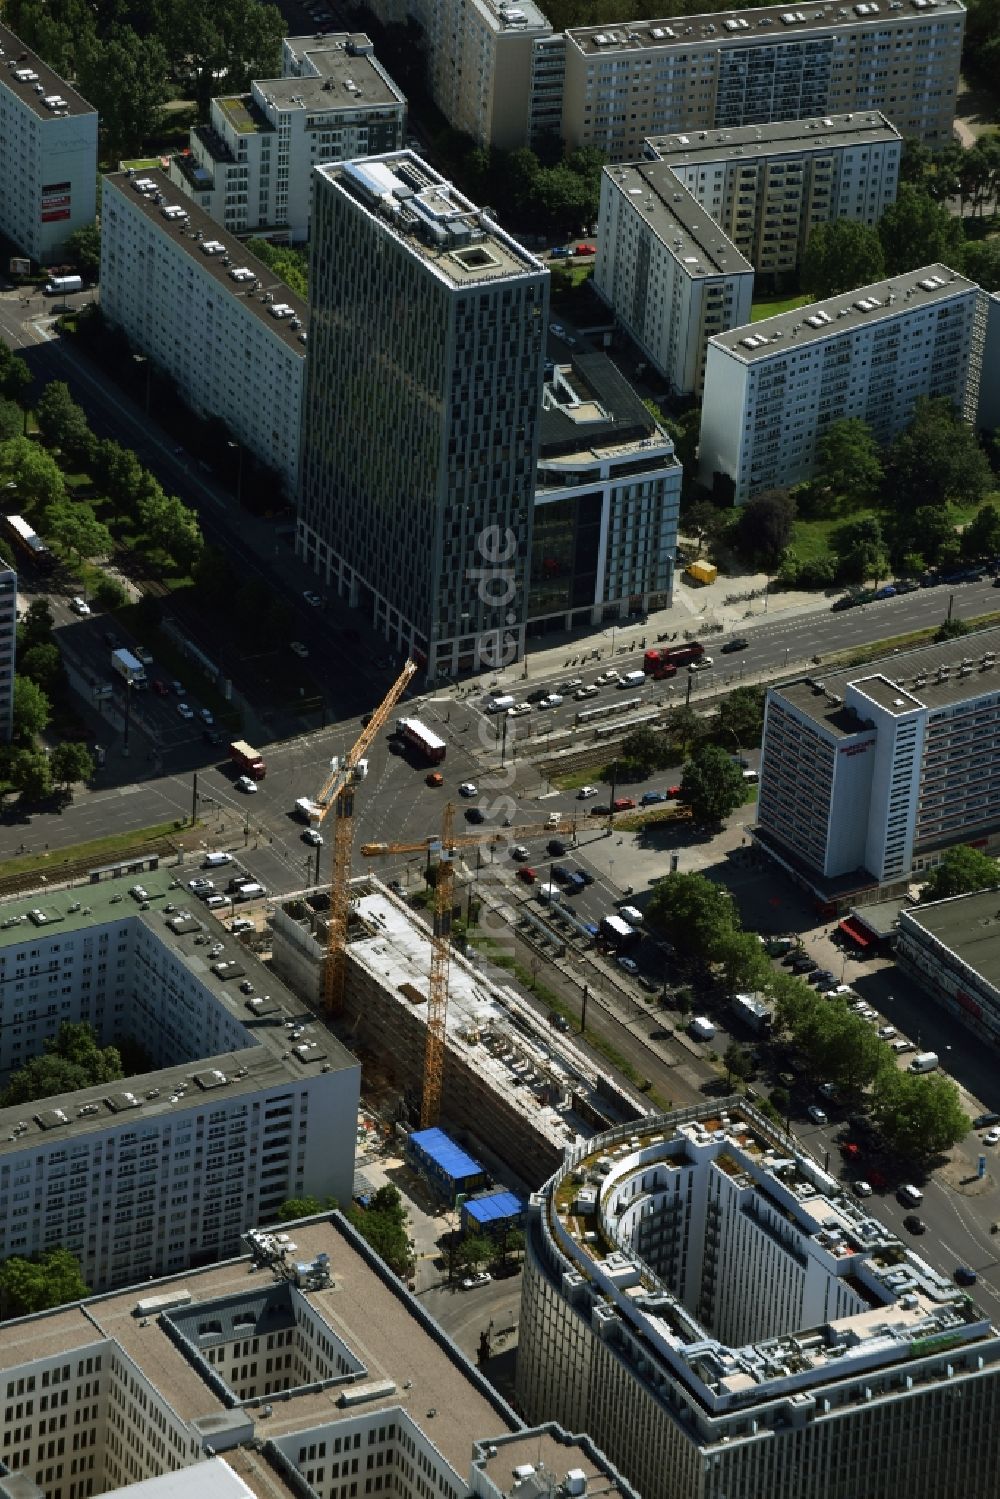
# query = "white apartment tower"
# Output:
<box><xmin>297</xmin><ymin>152</ymin><xmax>548</xmax><ymax>681</ymax></box>
<box><xmin>595</xmin><ymin>161</ymin><xmax>754</xmax><ymax>398</ymax></box>
<box><xmin>170</xmin><ymin>33</ymin><xmax>406</xmax><ymax>243</ymax></box>
<box><xmin>0</xmin><ymin>565</ymin><xmax>16</xmax><ymax>743</ymax></box>
<box><xmin>643</xmin><ymin>111</ymin><xmax>902</xmax><ymax>278</ymax></box>
<box><xmin>100</xmin><ymin>170</ymin><xmax>308</xmax><ymax>498</ymax></box>
<box><xmin>757</xmin><ymin>625</ymin><xmax>1000</xmax><ymax>898</ymax></box>
<box><xmin>560</xmin><ymin>0</ymin><xmax>965</xmax><ymax>162</ymax></box>
<box><xmin>699</xmin><ymin>263</ymin><xmax>986</xmax><ymax>505</ymax></box>
<box><xmin>0</xmin><ymin>22</ymin><xmax>98</xmax><ymax>264</ymax></box>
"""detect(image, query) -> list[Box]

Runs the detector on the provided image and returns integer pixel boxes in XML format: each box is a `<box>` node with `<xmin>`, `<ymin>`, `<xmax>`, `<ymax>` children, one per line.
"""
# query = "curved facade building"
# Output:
<box><xmin>517</xmin><ymin>1101</ymin><xmax>1000</xmax><ymax>1499</ymax></box>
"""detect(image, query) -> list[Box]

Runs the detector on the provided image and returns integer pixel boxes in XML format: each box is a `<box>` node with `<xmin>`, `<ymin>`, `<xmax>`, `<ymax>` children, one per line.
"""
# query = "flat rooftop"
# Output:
<box><xmin>567</xmin><ymin>0</ymin><xmax>966</xmax><ymax>53</ymax></box>
<box><xmin>539</xmin><ymin>350</ymin><xmax>673</xmax><ymax>456</ymax></box>
<box><xmin>603</xmin><ymin>162</ymin><xmax>753</xmax><ymax>278</ymax></box>
<box><xmin>644</xmin><ymin>109</ymin><xmax>900</xmax><ymax>163</ymax></box>
<box><xmin>0</xmin><ymin>862</ymin><xmax>356</xmax><ymax>1157</ymax></box>
<box><xmin>324</xmin><ymin>152</ymin><xmax>547</xmax><ymax>289</ymax></box>
<box><xmin>0</xmin><ymin>20</ymin><xmax>96</xmax><ymax>119</ymax></box>
<box><xmin>472</xmin><ymin>1428</ymin><xmax>638</xmax><ymax>1499</ymax></box>
<box><xmin>265</xmin><ymin>33</ymin><xmax>405</xmax><ymax>112</ymax></box>
<box><xmin>712</xmin><ymin>263</ymin><xmax>976</xmax><ymax>360</ymax></box>
<box><xmin>901</xmin><ymin>888</ymin><xmax>1000</xmax><ymax>994</ymax></box>
<box><xmin>0</xmin><ymin>1214</ymin><xmax>518</xmax><ymax>1496</ymax></box>
<box><xmin>102</xmin><ymin>169</ymin><xmax>309</xmax><ymax>354</ymax></box>
<box><xmin>774</xmin><ymin>626</ymin><xmax>1000</xmax><ymax>736</ymax></box>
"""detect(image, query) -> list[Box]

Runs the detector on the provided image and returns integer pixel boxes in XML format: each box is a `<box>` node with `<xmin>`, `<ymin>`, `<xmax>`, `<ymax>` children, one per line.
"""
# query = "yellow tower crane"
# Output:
<box><xmin>361</xmin><ymin>810</ymin><xmax>577</xmax><ymax>1128</ymax></box>
<box><xmin>312</xmin><ymin>657</ymin><xmax>417</xmax><ymax>1014</ymax></box>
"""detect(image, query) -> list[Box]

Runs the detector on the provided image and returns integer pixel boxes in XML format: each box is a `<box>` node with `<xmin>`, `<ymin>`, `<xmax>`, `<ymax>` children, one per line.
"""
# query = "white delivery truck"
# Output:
<box><xmin>294</xmin><ymin>797</ymin><xmax>322</xmax><ymax>825</ymax></box>
<box><xmin>909</xmin><ymin>1051</ymin><xmax>940</xmax><ymax>1074</ymax></box>
<box><xmin>111</xmin><ymin>647</ymin><xmax>147</xmax><ymax>687</ymax></box>
<box><xmin>689</xmin><ymin>1016</ymin><xmax>716</xmax><ymax>1041</ymax></box>
<box><xmin>44</xmin><ymin>274</ymin><xmax>83</xmax><ymax>295</ymax></box>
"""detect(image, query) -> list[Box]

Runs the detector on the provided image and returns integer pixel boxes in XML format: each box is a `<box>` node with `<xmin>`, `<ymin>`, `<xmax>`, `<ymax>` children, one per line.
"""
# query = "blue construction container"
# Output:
<box><xmin>461</xmin><ymin>1190</ymin><xmax>523</xmax><ymax>1237</ymax></box>
<box><xmin>406</xmin><ymin>1127</ymin><xmax>487</xmax><ymax>1202</ymax></box>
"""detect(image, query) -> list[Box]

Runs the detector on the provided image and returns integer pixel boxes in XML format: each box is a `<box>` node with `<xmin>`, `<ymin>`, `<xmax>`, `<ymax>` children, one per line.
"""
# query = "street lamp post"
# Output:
<box><xmin>133</xmin><ymin>355</ymin><xmax>151</xmax><ymax>416</ymax></box>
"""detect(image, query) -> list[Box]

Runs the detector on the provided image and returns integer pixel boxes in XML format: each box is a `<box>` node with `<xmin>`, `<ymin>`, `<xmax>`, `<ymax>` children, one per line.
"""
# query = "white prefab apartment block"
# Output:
<box><xmin>170</xmin><ymin>34</ymin><xmax>406</xmax><ymax>243</ymax></box>
<box><xmin>595</xmin><ymin>162</ymin><xmax>753</xmax><ymax>398</ymax></box>
<box><xmin>699</xmin><ymin>263</ymin><xmax>986</xmax><ymax>505</ymax></box>
<box><xmin>757</xmin><ymin>625</ymin><xmax>1000</xmax><ymax>897</ymax></box>
<box><xmin>643</xmin><ymin>111</ymin><xmax>902</xmax><ymax>277</ymax></box>
<box><xmin>298</xmin><ymin>152</ymin><xmax>548</xmax><ymax>681</ymax></box>
<box><xmin>518</xmin><ymin>1103</ymin><xmax>1000</xmax><ymax>1499</ymax></box>
<box><xmin>100</xmin><ymin>170</ymin><xmax>308</xmax><ymax>497</ymax></box>
<box><xmin>560</xmin><ymin>0</ymin><xmax>965</xmax><ymax>162</ymax></box>
<box><xmin>0</xmin><ymin>22</ymin><xmax>97</xmax><ymax>264</ymax></box>
<box><xmin>0</xmin><ymin>862</ymin><xmax>359</xmax><ymax>1294</ymax></box>
<box><xmin>0</xmin><ymin>565</ymin><xmax>16</xmax><ymax>743</ymax></box>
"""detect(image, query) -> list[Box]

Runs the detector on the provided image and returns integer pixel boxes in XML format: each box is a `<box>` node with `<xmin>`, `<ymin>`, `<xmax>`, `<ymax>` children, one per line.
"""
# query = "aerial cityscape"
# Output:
<box><xmin>0</xmin><ymin>0</ymin><xmax>997</xmax><ymax>1495</ymax></box>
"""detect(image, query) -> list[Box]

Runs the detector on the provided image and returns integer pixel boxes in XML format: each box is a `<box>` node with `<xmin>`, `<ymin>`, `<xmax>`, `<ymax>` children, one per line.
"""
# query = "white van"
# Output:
<box><xmin>909</xmin><ymin>1051</ymin><xmax>940</xmax><ymax>1074</ymax></box>
<box><xmin>203</xmin><ymin>851</ymin><xmax>233</xmax><ymax>868</ymax></box>
<box><xmin>236</xmin><ymin>882</ymin><xmax>266</xmax><ymax>901</ymax></box>
<box><xmin>690</xmin><ymin>1016</ymin><xmax>716</xmax><ymax>1041</ymax></box>
<box><xmin>619</xmin><ymin>905</ymin><xmax>643</xmax><ymax>926</ymax></box>
<box><xmin>486</xmin><ymin>695</ymin><xmax>515</xmax><ymax>714</ymax></box>
<box><xmin>617</xmin><ymin>670</ymin><xmax>646</xmax><ymax>688</ymax></box>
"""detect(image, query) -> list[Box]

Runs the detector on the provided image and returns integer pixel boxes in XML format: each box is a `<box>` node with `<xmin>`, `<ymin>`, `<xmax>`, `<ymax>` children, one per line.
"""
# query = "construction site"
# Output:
<box><xmin>270</xmin><ymin>876</ymin><xmax>652</xmax><ymax>1188</ymax></box>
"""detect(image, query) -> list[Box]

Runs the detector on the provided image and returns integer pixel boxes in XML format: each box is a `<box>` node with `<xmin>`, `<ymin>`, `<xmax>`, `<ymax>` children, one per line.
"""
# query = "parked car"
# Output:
<box><xmin>461</xmin><ymin>1272</ymin><xmax>492</xmax><ymax>1288</ymax></box>
<box><xmin>511</xmin><ymin>845</ymin><xmax>529</xmax><ymax>862</ymax></box>
<box><xmin>791</xmin><ymin>956</ymin><xmax>818</xmax><ymax>975</ymax></box>
<box><xmin>984</xmin><ymin>1127</ymin><xmax>1000</xmax><ymax>1146</ymax></box>
<box><xmin>617</xmin><ymin>955</ymin><xmax>639</xmax><ymax>974</ymax></box>
<box><xmin>547</xmin><ymin>839</ymin><xmax>566</xmax><ymax>856</ymax></box>
<box><xmin>426</xmin><ymin>771</ymin><xmax>444</xmax><ymax>787</ymax></box>
<box><xmin>612</xmin><ymin>797</ymin><xmax>636</xmax><ymax>812</ymax></box>
<box><xmin>516</xmin><ymin>866</ymin><xmax>537</xmax><ymax>884</ymax></box>
<box><xmin>807</xmin><ymin>1105</ymin><xmax>828</xmax><ymax>1125</ymax></box>
<box><xmin>459</xmin><ymin>782</ymin><xmax>478</xmax><ymax>797</ymax></box>
<box><xmin>152</xmin><ymin>679</ymin><xmax>170</xmax><ymax>697</ymax></box>
<box><xmin>973</xmin><ymin>1112</ymin><xmax>1000</xmax><ymax>1129</ymax></box>
<box><xmin>176</xmin><ymin>702</ymin><xmax>195</xmax><ymax>720</ymax></box>
<box><xmin>852</xmin><ymin>1180</ymin><xmax>873</xmax><ymax>1197</ymax></box>
<box><xmin>572</xmin><ymin>867</ymin><xmax>594</xmax><ymax>885</ymax></box>
<box><xmin>70</xmin><ymin>595</ymin><xmax>90</xmax><ymax>616</ymax></box>
<box><xmin>199</xmin><ymin>707</ymin><xmax>214</xmax><ymax>725</ymax></box>
<box><xmin>590</xmin><ymin>804</ymin><xmax>611</xmax><ymax>816</ymax></box>
<box><xmin>235</xmin><ymin>775</ymin><xmax>258</xmax><ymax>793</ymax></box>
<box><xmin>577</xmin><ymin>785</ymin><xmax>600</xmax><ymax>799</ymax></box>
<box><xmin>721</xmin><ymin>638</ymin><xmax>749</xmax><ymax>654</ymax></box>
<box><xmin>641</xmin><ymin>790</ymin><xmax>668</xmax><ymax>805</ymax></box>
<box><xmin>465</xmin><ymin>807</ymin><xmax>485</xmax><ymax>824</ymax></box>
<box><xmin>549</xmin><ymin>322</ymin><xmax>567</xmax><ymax>337</ymax></box>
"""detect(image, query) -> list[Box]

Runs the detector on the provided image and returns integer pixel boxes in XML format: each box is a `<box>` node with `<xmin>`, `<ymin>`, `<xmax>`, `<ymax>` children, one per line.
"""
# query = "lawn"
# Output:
<box><xmin>786</xmin><ymin>509</ymin><xmax>878</xmax><ymax>567</ymax></box>
<box><xmin>751</xmin><ymin>292</ymin><xmax>812</xmax><ymax>323</ymax></box>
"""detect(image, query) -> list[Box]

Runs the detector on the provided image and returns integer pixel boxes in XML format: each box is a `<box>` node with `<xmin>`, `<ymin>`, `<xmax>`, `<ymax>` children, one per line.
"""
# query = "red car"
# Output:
<box><xmin>576</xmin><ymin>243</ymin><xmax>597</xmax><ymax>255</ymax></box>
<box><xmin>667</xmin><ymin>785</ymin><xmax>682</xmax><ymax>799</ymax></box>
<box><xmin>840</xmin><ymin>1141</ymin><xmax>861</xmax><ymax>1159</ymax></box>
<box><xmin>516</xmin><ymin>866</ymin><xmax>537</xmax><ymax>884</ymax></box>
<box><xmin>426</xmin><ymin>771</ymin><xmax>443</xmax><ymax>787</ymax></box>
<box><xmin>612</xmin><ymin>797</ymin><xmax>636</xmax><ymax>813</ymax></box>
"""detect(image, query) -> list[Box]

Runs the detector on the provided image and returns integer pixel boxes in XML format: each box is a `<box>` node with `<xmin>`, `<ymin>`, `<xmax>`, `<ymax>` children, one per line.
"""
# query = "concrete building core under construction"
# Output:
<box><xmin>270</xmin><ymin>877</ymin><xmax>651</xmax><ymax>1187</ymax></box>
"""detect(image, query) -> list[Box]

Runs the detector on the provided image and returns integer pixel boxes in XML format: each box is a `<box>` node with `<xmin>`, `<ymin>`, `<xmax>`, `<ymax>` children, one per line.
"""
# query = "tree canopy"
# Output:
<box><xmin>814</xmin><ymin>419</ymin><xmax>884</xmax><ymax>506</ymax></box>
<box><xmin>645</xmin><ymin>871</ymin><xmax>737</xmax><ymax>961</ymax></box>
<box><xmin>878</xmin><ymin>184</ymin><xmax>964</xmax><ymax>276</ymax></box>
<box><xmin>11</xmin><ymin>676</ymin><xmax>51</xmax><ymax>745</ymax></box>
<box><xmin>801</xmin><ymin>220</ymin><xmax>885</xmax><ymax>299</ymax></box>
<box><xmin>735</xmin><ymin>488</ymin><xmax>797</xmax><ymax>568</ymax></box>
<box><xmin>2</xmin><ymin>1022</ymin><xmax>123</xmax><ymax>1106</ymax></box>
<box><xmin>345</xmin><ymin>1185</ymin><xmax>411</xmax><ymax>1278</ymax></box>
<box><xmin>870</xmin><ymin>1068</ymin><xmax>969</xmax><ymax>1162</ymax></box>
<box><xmin>885</xmin><ymin>398</ymin><xmax>992</xmax><ymax>512</ymax></box>
<box><xmin>720</xmin><ymin>685</ymin><xmax>766</xmax><ymax>748</ymax></box>
<box><xmin>920</xmin><ymin>846</ymin><xmax>999</xmax><ymax>903</ymax></box>
<box><xmin>0</xmin><ymin>1247</ymin><xmax>89</xmax><ymax>1318</ymax></box>
<box><xmin>680</xmin><ymin>744</ymin><xmax>746</xmax><ymax>824</ymax></box>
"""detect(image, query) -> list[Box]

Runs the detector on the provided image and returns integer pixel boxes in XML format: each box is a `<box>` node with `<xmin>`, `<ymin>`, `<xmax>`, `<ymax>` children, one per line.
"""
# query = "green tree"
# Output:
<box><xmin>886</xmin><ymin>399</ymin><xmax>992</xmax><ymax>512</ymax></box>
<box><xmin>892</xmin><ymin>504</ymin><xmax>957</xmax><ymax>570</ymax></box>
<box><xmin>832</xmin><ymin>515</ymin><xmax>890</xmax><ymax>584</ymax></box>
<box><xmin>10</xmin><ymin>747</ymin><xmax>52</xmax><ymax>801</ymax></box>
<box><xmin>2</xmin><ymin>1021</ymin><xmax>123</xmax><ymax>1105</ymax></box>
<box><xmin>935</xmin><ymin>617</ymin><xmax>971</xmax><ymax>642</ymax></box>
<box><xmin>683</xmin><ymin>498</ymin><xmax>729</xmax><ymax>554</ymax></box>
<box><xmin>723</xmin><ymin>1041</ymin><xmax>753</xmax><ymax>1087</ymax></box>
<box><xmin>34</xmin><ymin>381</ymin><xmax>92</xmax><ymax>460</ymax></box>
<box><xmin>18</xmin><ymin>642</ymin><xmax>63</xmax><ymax>695</ymax></box>
<box><xmin>645</xmin><ymin>870</ymin><xmax>736</xmax><ymax>961</ymax></box>
<box><xmin>619</xmin><ymin>725</ymin><xmax>667</xmax><ymax>777</ymax></box>
<box><xmin>246</xmin><ymin>238</ymin><xmax>309</xmax><ymax>298</ymax></box>
<box><xmin>50</xmin><ymin>742</ymin><xmax>95</xmax><ymax>790</ymax></box>
<box><xmin>93</xmin><ymin>440</ymin><xmax>146</xmax><ymax>509</ymax></box>
<box><xmin>44</xmin><ymin>500</ymin><xmax>112</xmax><ymax>567</ymax></box>
<box><xmin>93</xmin><ymin>576</ymin><xmax>128</xmax><ymax>610</ymax></box>
<box><xmin>169</xmin><ymin>0</ymin><xmax>286</xmax><ymax>114</ymax></box>
<box><xmin>64</xmin><ymin>222</ymin><xmax>101</xmax><ymax>281</ymax></box>
<box><xmin>716</xmin><ymin>929</ymin><xmax>770</xmax><ymax>992</ymax></box>
<box><xmin>663</xmin><ymin>408</ymin><xmax>702</xmax><ymax>478</ymax></box>
<box><xmin>871</xmin><ymin>1068</ymin><xmax>969</xmax><ymax>1162</ymax></box>
<box><xmin>345</xmin><ymin>1184</ymin><xmax>411</xmax><ymax>1278</ymax></box>
<box><xmin>459</xmin><ymin>1235</ymin><xmax>493</xmax><ymax>1273</ymax></box>
<box><xmin>962</xmin><ymin>238</ymin><xmax>1000</xmax><ymax>294</ymax></box>
<box><xmin>801</xmin><ymin>219</ymin><xmax>885</xmax><ymax>298</ymax></box>
<box><xmin>0</xmin><ymin>436</ymin><xmax>66</xmax><ymax>510</ymax></box>
<box><xmin>663</xmin><ymin>704</ymin><xmax>703</xmax><ymax>756</ymax></box>
<box><xmin>17</xmin><ymin>598</ymin><xmax>55</xmax><ymax>653</ymax></box>
<box><xmin>961</xmin><ymin>502</ymin><xmax>1000</xmax><ymax>560</ymax></box>
<box><xmin>0</xmin><ymin>398</ymin><xmax>23</xmax><ymax>443</ymax></box>
<box><xmin>0</xmin><ymin>1247</ymin><xmax>89</xmax><ymax>1318</ymax></box>
<box><xmin>276</xmin><ymin>1195</ymin><xmax>337</xmax><ymax>1221</ymax></box>
<box><xmin>878</xmin><ymin>184</ymin><xmax>964</xmax><ymax>275</ymax></box>
<box><xmin>77</xmin><ymin>28</ymin><xmax>171</xmax><ymax>159</ymax></box>
<box><xmin>721</xmin><ymin>685</ymin><xmax>766</xmax><ymax>748</ymax></box>
<box><xmin>920</xmin><ymin>845</ymin><xmax>999</xmax><ymax>902</ymax></box>
<box><xmin>814</xmin><ymin>419</ymin><xmax>883</xmax><ymax>506</ymax></box>
<box><xmin>0</xmin><ymin>347</ymin><xmax>32</xmax><ymax>404</ymax></box>
<box><xmin>680</xmin><ymin>744</ymin><xmax>746</xmax><ymax>824</ymax></box>
<box><xmin>11</xmin><ymin>676</ymin><xmax>51</xmax><ymax>743</ymax></box>
<box><xmin>736</xmin><ymin>488</ymin><xmax>797</xmax><ymax>567</ymax></box>
<box><xmin>136</xmin><ymin>486</ymin><xmax>204</xmax><ymax>572</ymax></box>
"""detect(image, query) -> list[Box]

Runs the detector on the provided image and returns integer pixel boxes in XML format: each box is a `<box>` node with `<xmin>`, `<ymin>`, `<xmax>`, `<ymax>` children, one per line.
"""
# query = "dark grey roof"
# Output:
<box><xmin>0</xmin><ymin>21</ymin><xmax>96</xmax><ymax>119</ymax></box>
<box><xmin>539</xmin><ymin>351</ymin><xmax>657</xmax><ymax>454</ymax></box>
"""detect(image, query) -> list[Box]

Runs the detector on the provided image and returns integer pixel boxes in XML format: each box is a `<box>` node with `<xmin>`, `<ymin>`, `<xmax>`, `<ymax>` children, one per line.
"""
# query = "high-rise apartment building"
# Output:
<box><xmin>980</xmin><ymin>290</ymin><xmax>1000</xmax><ymax>434</ymax></box>
<box><xmin>517</xmin><ymin>1102</ymin><xmax>1000</xmax><ymax>1499</ymax></box>
<box><xmin>595</xmin><ymin>161</ymin><xmax>754</xmax><ymax>397</ymax></box>
<box><xmin>756</xmin><ymin>626</ymin><xmax>1000</xmax><ymax>900</ymax></box>
<box><xmin>0</xmin><ymin>565</ymin><xmax>16</xmax><ymax>743</ymax></box>
<box><xmin>170</xmin><ymin>33</ymin><xmax>406</xmax><ymax>243</ymax></box>
<box><xmin>699</xmin><ymin>263</ymin><xmax>985</xmax><ymax>504</ymax></box>
<box><xmin>643</xmin><ymin>111</ymin><xmax>901</xmax><ymax>277</ymax></box>
<box><xmin>100</xmin><ymin>169</ymin><xmax>308</xmax><ymax>498</ymax></box>
<box><xmin>0</xmin><ymin>862</ymin><xmax>359</xmax><ymax>1293</ymax></box>
<box><xmin>530</xmin><ymin>354</ymin><xmax>681</xmax><ymax>629</ymax></box>
<box><xmin>297</xmin><ymin>152</ymin><xmax>548</xmax><ymax>680</ymax></box>
<box><xmin>560</xmin><ymin>0</ymin><xmax>965</xmax><ymax>162</ymax></box>
<box><xmin>0</xmin><ymin>22</ymin><xmax>98</xmax><ymax>264</ymax></box>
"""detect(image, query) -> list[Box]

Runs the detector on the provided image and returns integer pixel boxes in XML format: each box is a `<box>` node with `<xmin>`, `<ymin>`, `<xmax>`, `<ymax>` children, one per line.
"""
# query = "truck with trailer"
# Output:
<box><xmin>44</xmin><ymin>274</ymin><xmax>83</xmax><ymax>295</ymax></box>
<box><xmin>230</xmin><ymin>739</ymin><xmax>267</xmax><ymax>780</ymax></box>
<box><xmin>643</xmin><ymin>642</ymin><xmax>705</xmax><ymax>679</ymax></box>
<box><xmin>732</xmin><ymin>991</ymin><xmax>773</xmax><ymax>1035</ymax></box>
<box><xmin>111</xmin><ymin>647</ymin><xmax>147</xmax><ymax>687</ymax></box>
<box><xmin>396</xmin><ymin>716</ymin><xmax>446</xmax><ymax>765</ymax></box>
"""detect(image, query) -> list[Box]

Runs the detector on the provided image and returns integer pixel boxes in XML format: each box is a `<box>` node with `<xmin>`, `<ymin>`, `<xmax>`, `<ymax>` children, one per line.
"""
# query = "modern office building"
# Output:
<box><xmin>699</xmin><ymin>263</ymin><xmax>986</xmax><ymax>505</ymax></box>
<box><xmin>271</xmin><ymin>877</ymin><xmax>652</xmax><ymax>1187</ymax></box>
<box><xmin>365</xmin><ymin>0</ymin><xmax>555</xmax><ymax>149</ymax></box>
<box><xmin>643</xmin><ymin>111</ymin><xmax>901</xmax><ymax>278</ymax></box>
<box><xmin>530</xmin><ymin>352</ymin><xmax>681</xmax><ymax>630</ymax></box>
<box><xmin>0</xmin><ymin>22</ymin><xmax>98</xmax><ymax>264</ymax></box>
<box><xmin>595</xmin><ymin>161</ymin><xmax>754</xmax><ymax>398</ymax></box>
<box><xmin>517</xmin><ymin>1101</ymin><xmax>1000</xmax><ymax>1499</ymax></box>
<box><xmin>896</xmin><ymin>888</ymin><xmax>1000</xmax><ymax>1049</ymax></box>
<box><xmin>100</xmin><ymin>169</ymin><xmax>308</xmax><ymax>497</ymax></box>
<box><xmin>0</xmin><ymin>565</ymin><xmax>16</xmax><ymax>742</ymax></box>
<box><xmin>169</xmin><ymin>33</ymin><xmax>406</xmax><ymax>243</ymax></box>
<box><xmin>755</xmin><ymin>625</ymin><xmax>1000</xmax><ymax>904</ymax></box>
<box><xmin>0</xmin><ymin>860</ymin><xmax>359</xmax><ymax>1294</ymax></box>
<box><xmin>560</xmin><ymin>0</ymin><xmax>965</xmax><ymax>162</ymax></box>
<box><xmin>297</xmin><ymin>152</ymin><xmax>548</xmax><ymax>680</ymax></box>
<box><xmin>0</xmin><ymin>1211</ymin><xmax>635</xmax><ymax>1499</ymax></box>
